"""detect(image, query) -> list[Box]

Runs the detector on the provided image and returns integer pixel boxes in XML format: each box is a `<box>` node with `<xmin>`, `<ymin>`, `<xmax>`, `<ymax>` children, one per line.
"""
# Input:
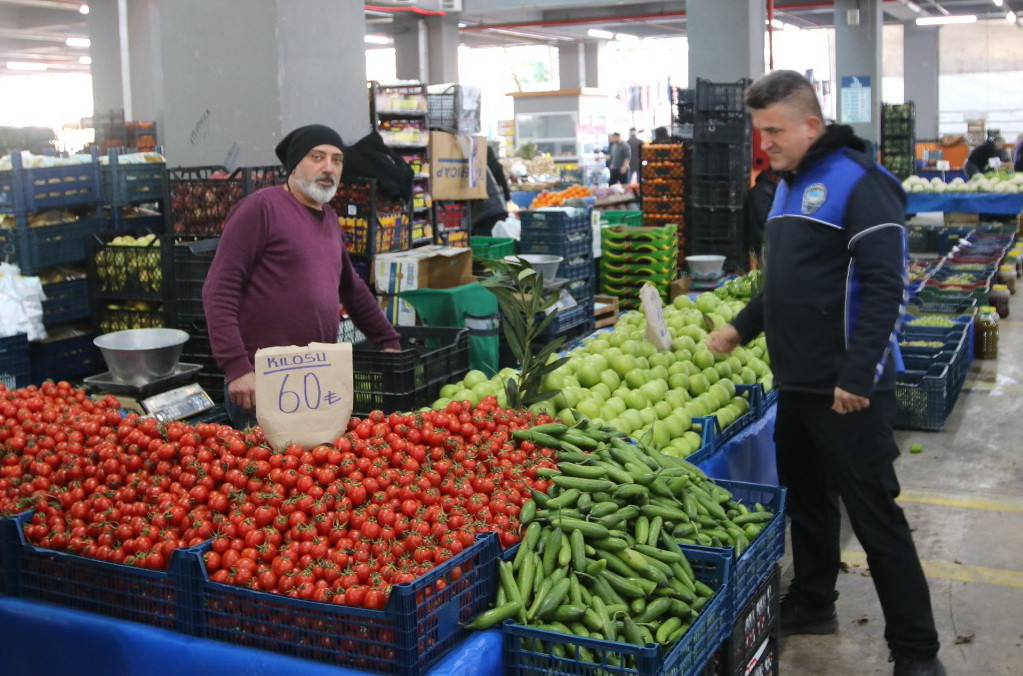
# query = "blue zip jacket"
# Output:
<box><xmin>731</xmin><ymin>124</ymin><xmax>907</xmax><ymax>396</ymax></box>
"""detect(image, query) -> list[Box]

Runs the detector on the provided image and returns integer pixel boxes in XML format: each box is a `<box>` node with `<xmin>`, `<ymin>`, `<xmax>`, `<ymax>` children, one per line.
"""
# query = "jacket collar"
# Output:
<box><xmin>782</xmin><ymin>123</ymin><xmax>867</xmax><ymax>181</ymax></box>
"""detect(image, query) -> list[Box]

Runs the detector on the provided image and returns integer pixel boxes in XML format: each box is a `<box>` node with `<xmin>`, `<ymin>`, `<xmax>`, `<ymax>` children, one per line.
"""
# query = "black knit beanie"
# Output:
<box><xmin>275</xmin><ymin>124</ymin><xmax>345</xmax><ymax>174</ymax></box>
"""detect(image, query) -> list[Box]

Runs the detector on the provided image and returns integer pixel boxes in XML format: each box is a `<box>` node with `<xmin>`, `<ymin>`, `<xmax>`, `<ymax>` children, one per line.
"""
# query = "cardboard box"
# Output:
<box><xmin>430</xmin><ymin>131</ymin><xmax>487</xmax><ymax>200</ymax></box>
<box><xmin>669</xmin><ymin>277</ymin><xmax>692</xmax><ymax>300</ymax></box>
<box><xmin>372</xmin><ymin>245</ymin><xmax>474</xmax><ymax>296</ymax></box>
<box><xmin>378</xmin><ymin>294</ymin><xmax>417</xmax><ymax>327</ymax></box>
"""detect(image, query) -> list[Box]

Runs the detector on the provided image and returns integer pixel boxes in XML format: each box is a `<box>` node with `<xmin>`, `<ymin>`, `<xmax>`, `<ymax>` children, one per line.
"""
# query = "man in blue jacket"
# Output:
<box><xmin>709</xmin><ymin>70</ymin><xmax>944</xmax><ymax>676</ymax></box>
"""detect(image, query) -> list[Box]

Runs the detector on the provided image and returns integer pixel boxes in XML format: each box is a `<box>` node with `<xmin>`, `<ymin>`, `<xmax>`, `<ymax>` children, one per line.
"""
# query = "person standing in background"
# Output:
<box><xmin>708</xmin><ymin>71</ymin><xmax>944</xmax><ymax>676</ymax></box>
<box><xmin>626</xmin><ymin>128</ymin><xmax>644</xmax><ymax>184</ymax></box>
<box><xmin>608</xmin><ymin>132</ymin><xmax>631</xmax><ymax>185</ymax></box>
<box><xmin>964</xmin><ymin>133</ymin><xmax>1007</xmax><ymax>177</ymax></box>
<box><xmin>203</xmin><ymin>124</ymin><xmax>401</xmax><ymax>429</ymax></box>
<box><xmin>1012</xmin><ymin>133</ymin><xmax>1023</xmax><ymax>172</ymax></box>
<box><xmin>742</xmin><ymin>168</ymin><xmax>778</xmax><ymax>270</ymax></box>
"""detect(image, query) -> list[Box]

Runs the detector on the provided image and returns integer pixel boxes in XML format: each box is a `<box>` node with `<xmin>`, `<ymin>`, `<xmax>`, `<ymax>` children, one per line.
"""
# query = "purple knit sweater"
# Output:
<box><xmin>202</xmin><ymin>186</ymin><xmax>401</xmax><ymax>382</ymax></box>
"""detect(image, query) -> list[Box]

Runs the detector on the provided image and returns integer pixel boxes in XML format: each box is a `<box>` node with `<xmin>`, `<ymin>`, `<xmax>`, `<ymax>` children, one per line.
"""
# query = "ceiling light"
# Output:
<box><xmin>915</xmin><ymin>14</ymin><xmax>977</xmax><ymax>25</ymax></box>
<box><xmin>6</xmin><ymin>61</ymin><xmax>48</xmax><ymax>71</ymax></box>
<box><xmin>79</xmin><ymin>4</ymin><xmax>89</xmax><ymax>14</ymax></box>
<box><xmin>79</xmin><ymin>56</ymin><xmax>91</xmax><ymax>65</ymax></box>
<box><xmin>769</xmin><ymin>18</ymin><xmax>797</xmax><ymax>31</ymax></box>
<box><xmin>66</xmin><ymin>37</ymin><xmax>91</xmax><ymax>48</ymax></box>
<box><xmin>364</xmin><ymin>34</ymin><xmax>390</xmax><ymax>45</ymax></box>
<box><xmin>614</xmin><ymin>32</ymin><xmax>639</xmax><ymax>42</ymax></box>
<box><xmin>1007</xmin><ymin>10</ymin><xmax>1017</xmax><ymax>21</ymax></box>
<box><xmin>992</xmin><ymin>0</ymin><xmax>1003</xmax><ymax>6</ymax></box>
<box><xmin>902</xmin><ymin>0</ymin><xmax>922</xmax><ymax>12</ymax></box>
<box><xmin>586</xmin><ymin>28</ymin><xmax>615</xmax><ymax>39</ymax></box>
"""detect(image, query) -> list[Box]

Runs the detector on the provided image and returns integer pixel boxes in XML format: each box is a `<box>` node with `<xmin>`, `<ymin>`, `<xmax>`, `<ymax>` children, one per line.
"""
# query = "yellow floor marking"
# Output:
<box><xmin>962</xmin><ymin>381</ymin><xmax>1023</xmax><ymax>392</ymax></box>
<box><xmin>841</xmin><ymin>551</ymin><xmax>1023</xmax><ymax>589</ymax></box>
<box><xmin>896</xmin><ymin>489</ymin><xmax>1023</xmax><ymax>512</ymax></box>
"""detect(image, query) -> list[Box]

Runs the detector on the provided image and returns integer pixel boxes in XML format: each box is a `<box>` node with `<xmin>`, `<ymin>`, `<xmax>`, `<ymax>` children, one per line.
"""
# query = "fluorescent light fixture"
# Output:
<box><xmin>1007</xmin><ymin>10</ymin><xmax>1017</xmax><ymax>21</ymax></box>
<box><xmin>902</xmin><ymin>1</ymin><xmax>922</xmax><ymax>12</ymax></box>
<box><xmin>364</xmin><ymin>34</ymin><xmax>390</xmax><ymax>45</ymax></box>
<box><xmin>79</xmin><ymin>56</ymin><xmax>91</xmax><ymax>65</ymax></box>
<box><xmin>66</xmin><ymin>37</ymin><xmax>91</xmax><ymax>48</ymax></box>
<box><xmin>769</xmin><ymin>18</ymin><xmax>797</xmax><ymax>30</ymax></box>
<box><xmin>586</xmin><ymin>28</ymin><xmax>615</xmax><ymax>39</ymax></box>
<box><xmin>6</xmin><ymin>61</ymin><xmax>48</xmax><ymax>71</ymax></box>
<box><xmin>79</xmin><ymin>4</ymin><xmax>89</xmax><ymax>14</ymax></box>
<box><xmin>614</xmin><ymin>32</ymin><xmax>639</xmax><ymax>42</ymax></box>
<box><xmin>915</xmin><ymin>14</ymin><xmax>977</xmax><ymax>25</ymax></box>
<box><xmin>992</xmin><ymin>0</ymin><xmax>1003</xmax><ymax>7</ymax></box>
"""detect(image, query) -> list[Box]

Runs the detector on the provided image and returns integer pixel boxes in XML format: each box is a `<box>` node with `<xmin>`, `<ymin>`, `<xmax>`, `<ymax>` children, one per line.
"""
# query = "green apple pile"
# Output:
<box><xmin>436</xmin><ymin>288</ymin><xmax>773</xmax><ymax>459</ymax></box>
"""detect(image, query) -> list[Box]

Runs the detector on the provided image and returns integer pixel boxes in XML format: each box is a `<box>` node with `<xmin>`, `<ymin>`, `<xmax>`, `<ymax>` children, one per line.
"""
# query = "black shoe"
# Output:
<box><xmin>890</xmin><ymin>654</ymin><xmax>947</xmax><ymax>676</ymax></box>
<box><xmin>779</xmin><ymin>593</ymin><xmax>838</xmax><ymax>637</ymax></box>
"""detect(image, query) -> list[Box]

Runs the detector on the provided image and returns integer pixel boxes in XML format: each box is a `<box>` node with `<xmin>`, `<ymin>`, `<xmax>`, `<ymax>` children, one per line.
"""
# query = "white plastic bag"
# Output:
<box><xmin>490</xmin><ymin>214</ymin><xmax>521</xmax><ymax>240</ymax></box>
<box><xmin>0</xmin><ymin>263</ymin><xmax>47</xmax><ymax>341</ymax></box>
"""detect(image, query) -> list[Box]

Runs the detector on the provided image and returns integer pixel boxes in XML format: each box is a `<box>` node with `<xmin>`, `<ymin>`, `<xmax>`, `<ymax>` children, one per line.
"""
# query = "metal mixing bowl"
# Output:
<box><xmin>685</xmin><ymin>254</ymin><xmax>726</xmax><ymax>279</ymax></box>
<box><xmin>504</xmin><ymin>253</ymin><xmax>564</xmax><ymax>281</ymax></box>
<box><xmin>93</xmin><ymin>328</ymin><xmax>190</xmax><ymax>386</ymax></box>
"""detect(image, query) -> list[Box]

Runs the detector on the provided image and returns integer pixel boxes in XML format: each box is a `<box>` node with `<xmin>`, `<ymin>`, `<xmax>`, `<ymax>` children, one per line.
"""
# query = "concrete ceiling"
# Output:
<box><xmin>0</xmin><ymin>0</ymin><xmax>1019</xmax><ymax>77</ymax></box>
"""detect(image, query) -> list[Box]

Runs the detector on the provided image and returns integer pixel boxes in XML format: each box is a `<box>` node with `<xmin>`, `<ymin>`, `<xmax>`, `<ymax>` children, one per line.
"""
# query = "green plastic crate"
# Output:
<box><xmin>469</xmin><ymin>236</ymin><xmax>516</xmax><ymax>260</ymax></box>
<box><xmin>599</xmin><ymin>209</ymin><xmax>643</xmax><ymax>226</ymax></box>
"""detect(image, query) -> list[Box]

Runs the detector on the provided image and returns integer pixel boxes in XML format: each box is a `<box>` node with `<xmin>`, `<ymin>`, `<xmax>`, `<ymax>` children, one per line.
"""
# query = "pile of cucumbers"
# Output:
<box><xmin>467</xmin><ymin>419</ymin><xmax>775</xmax><ymax>659</ymax></box>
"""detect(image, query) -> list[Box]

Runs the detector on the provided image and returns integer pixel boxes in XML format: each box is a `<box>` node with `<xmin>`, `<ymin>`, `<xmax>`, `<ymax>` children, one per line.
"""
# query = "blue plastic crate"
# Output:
<box><xmin>566</xmin><ymin>276</ymin><xmax>596</xmax><ymax>303</ymax></box>
<box><xmin>41</xmin><ymin>277</ymin><xmax>90</xmax><ymax>325</ymax></box>
<box><xmin>0</xmin><ymin>511</ymin><xmax>191</xmax><ymax>632</ymax></box>
<box><xmin>185</xmin><ymin>531</ymin><xmax>501</xmax><ymax>676</ymax></box>
<box><xmin>894</xmin><ymin>362</ymin><xmax>954</xmax><ymax>431</ymax></box>
<box><xmin>519</xmin><ymin>208</ymin><xmax>592</xmax><ymax>242</ymax></box>
<box><xmin>900</xmin><ymin>313</ymin><xmax>974</xmax><ymax>364</ymax></box>
<box><xmin>0</xmin><ymin>216</ymin><xmax>107</xmax><ymax>275</ymax></box>
<box><xmin>30</xmin><ymin>333</ymin><xmax>104</xmax><ymax>384</ymax></box>
<box><xmin>540</xmin><ymin>299</ymin><xmax>594</xmax><ymax>339</ymax></box>
<box><xmin>101</xmin><ymin>152</ymin><xmax>169</xmax><ymax>205</ymax></box>
<box><xmin>520</xmin><ymin>227</ymin><xmax>592</xmax><ymax>259</ymax></box>
<box><xmin>0</xmin><ymin>151</ymin><xmax>102</xmax><ymax>213</ymax></box>
<box><xmin>502</xmin><ymin>547</ymin><xmax>732</xmax><ymax>676</ymax></box>
<box><xmin>559</xmin><ymin>255</ymin><xmax>596</xmax><ymax>282</ymax></box>
<box><xmin>0</xmin><ymin>333</ymin><xmax>31</xmax><ymax>389</ymax></box>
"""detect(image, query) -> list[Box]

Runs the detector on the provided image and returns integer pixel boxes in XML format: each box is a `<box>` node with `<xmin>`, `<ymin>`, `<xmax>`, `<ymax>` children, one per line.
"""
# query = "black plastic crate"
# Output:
<box><xmin>29</xmin><ymin>331</ymin><xmax>103</xmax><ymax>384</ymax></box>
<box><xmin>694</xmin><ymin>112</ymin><xmax>751</xmax><ymax>145</ymax></box>
<box><xmin>95</xmin><ymin>304</ymin><xmax>168</xmax><ymax>333</ymax></box>
<box><xmin>641</xmin><ymin>178</ymin><xmax>685</xmax><ymax>197</ymax></box>
<box><xmin>692</xmin><ymin>142</ymin><xmax>751</xmax><ymax>177</ymax></box>
<box><xmin>88</xmin><ymin>230</ymin><xmax>167</xmax><ymax>301</ymax></box>
<box><xmin>894</xmin><ymin>362</ymin><xmax>954</xmax><ymax>431</ymax></box>
<box><xmin>351</xmin><ymin>326</ymin><xmax>469</xmax><ymax>416</ymax></box>
<box><xmin>427</xmin><ymin>84</ymin><xmax>481</xmax><ymax>134</ymax></box>
<box><xmin>688</xmin><ymin>237</ymin><xmax>747</xmax><ymax>273</ymax></box>
<box><xmin>241</xmin><ymin>165</ymin><xmax>286</xmax><ymax>193</ymax></box>
<box><xmin>41</xmin><ymin>275</ymin><xmax>90</xmax><ymax>325</ymax></box>
<box><xmin>168</xmin><ymin>166</ymin><xmax>245</xmax><ymax>235</ymax></box>
<box><xmin>186</xmin><ymin>532</ymin><xmax>501</xmax><ymax>676</ymax></box>
<box><xmin>167</xmin><ymin>236</ymin><xmax>219</xmax><ymax>323</ymax></box>
<box><xmin>690</xmin><ymin>177</ymin><xmax>748</xmax><ymax>210</ymax></box>
<box><xmin>696</xmin><ymin>78</ymin><xmax>750</xmax><ymax>113</ymax></box>
<box><xmin>173</xmin><ymin>318</ymin><xmax>217</xmax><ymax>371</ymax></box>
<box><xmin>0</xmin><ymin>333</ymin><xmax>30</xmax><ymax>390</ymax></box>
<box><xmin>688</xmin><ymin>207</ymin><xmax>744</xmax><ymax>240</ymax></box>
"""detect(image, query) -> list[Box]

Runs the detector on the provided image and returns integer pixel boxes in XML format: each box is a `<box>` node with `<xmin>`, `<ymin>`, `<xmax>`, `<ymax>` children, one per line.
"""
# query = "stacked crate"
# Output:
<box><xmin>688</xmin><ymin>78</ymin><xmax>752</xmax><ymax>273</ymax></box>
<box><xmin>881</xmin><ymin>102</ymin><xmax>915</xmax><ymax>180</ymax></box>
<box><xmin>428</xmin><ymin>84</ymin><xmax>480</xmax><ymax>250</ymax></box>
<box><xmin>601</xmin><ymin>223</ymin><xmax>678</xmax><ymax>309</ymax></box>
<box><xmin>640</xmin><ymin>141</ymin><xmax>689</xmax><ymax>267</ymax></box>
<box><xmin>518</xmin><ymin>208</ymin><xmax>596</xmax><ymax>346</ymax></box>
<box><xmin>167</xmin><ymin>236</ymin><xmax>224</xmax><ymax>402</ymax></box>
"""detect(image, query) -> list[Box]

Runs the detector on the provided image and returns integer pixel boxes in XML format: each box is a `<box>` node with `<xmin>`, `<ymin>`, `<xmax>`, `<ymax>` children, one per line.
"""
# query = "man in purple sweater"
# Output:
<box><xmin>203</xmin><ymin>124</ymin><xmax>401</xmax><ymax>429</ymax></box>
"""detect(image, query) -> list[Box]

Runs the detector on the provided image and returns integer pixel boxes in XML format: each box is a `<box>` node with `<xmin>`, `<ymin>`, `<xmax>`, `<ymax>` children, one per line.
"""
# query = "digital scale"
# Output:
<box><xmin>84</xmin><ymin>362</ymin><xmax>217</xmax><ymax>421</ymax></box>
<box><xmin>689</xmin><ymin>273</ymin><xmax>726</xmax><ymax>291</ymax></box>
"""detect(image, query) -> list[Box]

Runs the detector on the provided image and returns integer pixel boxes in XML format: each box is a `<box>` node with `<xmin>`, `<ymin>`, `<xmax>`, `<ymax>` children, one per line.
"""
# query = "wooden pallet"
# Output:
<box><xmin>594</xmin><ymin>294</ymin><xmax>619</xmax><ymax>328</ymax></box>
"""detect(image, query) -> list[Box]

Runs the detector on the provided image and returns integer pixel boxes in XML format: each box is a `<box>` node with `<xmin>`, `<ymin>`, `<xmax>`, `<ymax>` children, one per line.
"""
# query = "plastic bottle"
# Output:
<box><xmin>998</xmin><ymin>265</ymin><xmax>1017</xmax><ymax>294</ymax></box>
<box><xmin>989</xmin><ymin>284</ymin><xmax>1011</xmax><ymax>319</ymax></box>
<box><xmin>975</xmin><ymin>307</ymin><xmax>999</xmax><ymax>359</ymax></box>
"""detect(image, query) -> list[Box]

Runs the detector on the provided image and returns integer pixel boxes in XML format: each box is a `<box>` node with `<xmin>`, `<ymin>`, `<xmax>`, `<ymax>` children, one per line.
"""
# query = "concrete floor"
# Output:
<box><xmin>778</xmin><ymin>279</ymin><xmax>1023</xmax><ymax>674</ymax></box>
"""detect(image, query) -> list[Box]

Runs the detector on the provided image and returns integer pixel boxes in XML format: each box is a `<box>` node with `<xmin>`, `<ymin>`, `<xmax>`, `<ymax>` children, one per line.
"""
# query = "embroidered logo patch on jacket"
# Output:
<box><xmin>801</xmin><ymin>182</ymin><xmax>827</xmax><ymax>214</ymax></box>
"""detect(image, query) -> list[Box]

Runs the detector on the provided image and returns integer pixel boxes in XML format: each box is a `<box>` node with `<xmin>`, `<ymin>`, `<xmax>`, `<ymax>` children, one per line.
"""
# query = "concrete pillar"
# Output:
<box><xmin>394</xmin><ymin>14</ymin><xmax>459</xmax><ymax>85</ymax></box>
<box><xmin>120</xmin><ymin>0</ymin><xmax>368</xmax><ymax>167</ymax></box>
<box><xmin>393</xmin><ymin>14</ymin><xmax>426</xmax><ymax>83</ymax></box>
<box><xmin>686</xmin><ymin>0</ymin><xmax>765</xmax><ymax>85</ymax></box>
<box><xmin>835</xmin><ymin>0</ymin><xmax>883</xmax><ymax>144</ymax></box>
<box><xmin>903</xmin><ymin>23</ymin><xmax>939</xmax><ymax>140</ymax></box>
<box><xmin>86</xmin><ymin>0</ymin><xmax>124</xmax><ymax>117</ymax></box>
<box><xmin>558</xmin><ymin>39</ymin><xmax>602</xmax><ymax>89</ymax></box>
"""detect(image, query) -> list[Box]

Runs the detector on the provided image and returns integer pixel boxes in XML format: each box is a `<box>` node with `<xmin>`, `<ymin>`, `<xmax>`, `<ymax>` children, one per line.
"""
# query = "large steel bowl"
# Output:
<box><xmin>93</xmin><ymin>328</ymin><xmax>190</xmax><ymax>386</ymax></box>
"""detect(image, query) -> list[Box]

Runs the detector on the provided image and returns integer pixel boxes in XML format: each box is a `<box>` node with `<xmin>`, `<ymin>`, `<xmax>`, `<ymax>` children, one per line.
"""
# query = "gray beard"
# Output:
<box><xmin>295</xmin><ymin>175</ymin><xmax>338</xmax><ymax>205</ymax></box>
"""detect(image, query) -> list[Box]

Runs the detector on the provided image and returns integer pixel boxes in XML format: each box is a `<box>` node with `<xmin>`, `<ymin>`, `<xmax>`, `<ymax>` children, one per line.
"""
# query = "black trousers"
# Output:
<box><xmin>775</xmin><ymin>390</ymin><xmax>940</xmax><ymax>660</ymax></box>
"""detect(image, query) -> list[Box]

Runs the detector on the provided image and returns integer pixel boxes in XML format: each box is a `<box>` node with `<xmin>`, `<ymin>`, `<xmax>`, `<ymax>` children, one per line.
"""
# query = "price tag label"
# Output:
<box><xmin>988</xmin><ymin>157</ymin><xmax>1002</xmax><ymax>169</ymax></box>
<box><xmin>255</xmin><ymin>342</ymin><xmax>354</xmax><ymax>451</ymax></box>
<box><xmin>935</xmin><ymin>160</ymin><xmax>950</xmax><ymax>171</ymax></box>
<box><xmin>639</xmin><ymin>282</ymin><xmax>672</xmax><ymax>351</ymax></box>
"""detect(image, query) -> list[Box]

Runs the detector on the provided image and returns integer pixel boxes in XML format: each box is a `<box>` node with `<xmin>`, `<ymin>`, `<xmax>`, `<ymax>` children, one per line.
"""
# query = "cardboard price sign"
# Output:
<box><xmin>640</xmin><ymin>282</ymin><xmax>672</xmax><ymax>351</ymax></box>
<box><xmin>255</xmin><ymin>342</ymin><xmax>354</xmax><ymax>451</ymax></box>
